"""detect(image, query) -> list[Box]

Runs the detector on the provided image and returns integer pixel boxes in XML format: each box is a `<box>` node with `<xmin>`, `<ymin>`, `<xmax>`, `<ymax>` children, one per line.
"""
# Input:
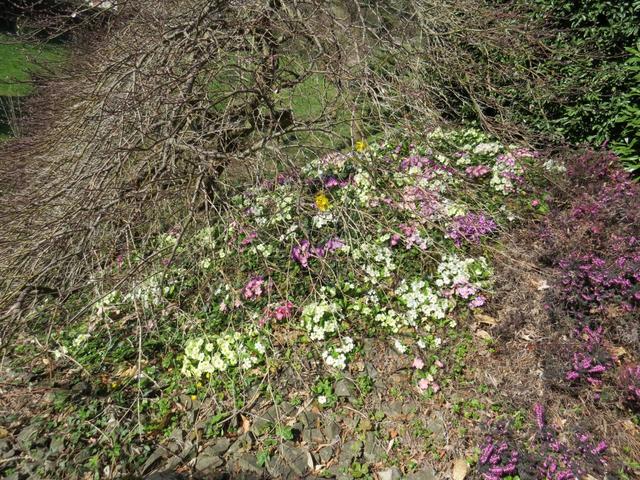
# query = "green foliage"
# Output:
<box><xmin>508</xmin><ymin>0</ymin><xmax>640</xmax><ymax>172</ymax></box>
<box><xmin>611</xmin><ymin>46</ymin><xmax>640</xmax><ymax>173</ymax></box>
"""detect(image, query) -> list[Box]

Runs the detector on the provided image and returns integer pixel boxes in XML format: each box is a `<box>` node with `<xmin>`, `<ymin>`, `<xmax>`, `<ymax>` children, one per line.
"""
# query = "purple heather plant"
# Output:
<box><xmin>478</xmin><ymin>439</ymin><xmax>520</xmax><ymax>480</ymax></box>
<box><xmin>477</xmin><ymin>404</ymin><xmax>610</xmax><ymax>480</ymax></box>
<box><xmin>565</xmin><ymin>326</ymin><xmax>611</xmax><ymax>387</ymax></box>
<box><xmin>619</xmin><ymin>363</ymin><xmax>640</xmax><ymax>409</ymax></box>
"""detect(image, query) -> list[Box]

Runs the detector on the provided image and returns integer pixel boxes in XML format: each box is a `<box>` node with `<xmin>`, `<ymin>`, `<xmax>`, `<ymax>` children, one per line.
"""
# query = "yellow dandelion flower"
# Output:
<box><xmin>191</xmin><ymin>394</ymin><xmax>197</xmax><ymax>401</ymax></box>
<box><xmin>355</xmin><ymin>140</ymin><xmax>367</xmax><ymax>152</ymax></box>
<box><xmin>315</xmin><ymin>192</ymin><xmax>330</xmax><ymax>212</ymax></box>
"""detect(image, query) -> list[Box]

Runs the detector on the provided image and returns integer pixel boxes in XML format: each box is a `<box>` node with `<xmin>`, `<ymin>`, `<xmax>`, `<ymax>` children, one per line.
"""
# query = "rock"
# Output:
<box><xmin>169</xmin><ymin>428</ymin><xmax>184</xmax><ymax>444</ymax></box>
<box><xmin>363</xmin><ymin>338</ymin><xmax>376</xmax><ymax>354</ymax></box>
<box><xmin>318</xmin><ymin>446</ymin><xmax>335</xmax><ymax>465</ymax></box>
<box><xmin>382</xmin><ymin>400</ymin><xmax>404</xmax><ymax>420</ymax></box>
<box><xmin>0</xmin><ymin>439</ymin><xmax>11</xmax><ymax>453</ymax></box>
<box><xmin>363</xmin><ymin>432</ymin><xmax>385</xmax><ymax>463</ymax></box>
<box><xmin>2</xmin><ymin>448</ymin><xmax>16</xmax><ymax>460</ymax></box>
<box><xmin>389</xmin><ymin>372</ymin><xmax>410</xmax><ymax>385</ymax></box>
<box><xmin>302</xmin><ymin>428</ymin><xmax>325</xmax><ymax>445</ymax></box>
<box><xmin>334</xmin><ymin>378</ymin><xmax>356</xmax><ymax>398</ymax></box>
<box><xmin>206</xmin><ymin>437</ymin><xmax>231</xmax><ymax>456</ymax></box>
<box><xmin>47</xmin><ymin>436</ymin><xmax>65</xmax><ymax>458</ymax></box>
<box><xmin>323</xmin><ymin>420</ymin><xmax>341</xmax><ymax>440</ymax></box>
<box><xmin>402</xmin><ymin>402</ymin><xmax>418</xmax><ymax>417</ymax></box>
<box><xmin>235</xmin><ymin>453</ymin><xmax>264</xmax><ymax>475</ymax></box>
<box><xmin>338</xmin><ymin>439</ymin><xmax>363</xmax><ymax>465</ymax></box>
<box><xmin>427</xmin><ymin>415</ymin><xmax>446</xmax><ymax>443</ymax></box>
<box><xmin>142</xmin><ymin>446</ymin><xmax>168</xmax><ymax>474</ymax></box>
<box><xmin>281</xmin><ymin>444</ymin><xmax>313</xmax><ymax>476</ymax></box>
<box><xmin>365</xmin><ymin>362</ymin><xmax>378</xmax><ymax>379</ymax></box>
<box><xmin>267</xmin><ymin>455</ymin><xmax>295</xmax><ymax>480</ymax></box>
<box><xmin>71</xmin><ymin>381</ymin><xmax>90</xmax><ymax>395</ymax></box>
<box><xmin>298</xmin><ymin>411</ymin><xmax>320</xmax><ymax>429</ymax></box>
<box><xmin>226</xmin><ymin>432</ymin><xmax>254</xmax><ymax>456</ymax></box>
<box><xmin>268</xmin><ymin>401</ymin><xmax>295</xmax><ymax>418</ymax></box>
<box><xmin>194</xmin><ymin>453</ymin><xmax>223</xmax><ymax>473</ymax></box>
<box><xmin>16</xmin><ymin>424</ymin><xmax>39</xmax><ymax>450</ymax></box>
<box><xmin>406</xmin><ymin>467</ymin><xmax>437</xmax><ymax>480</ymax></box>
<box><xmin>144</xmin><ymin>472</ymin><xmax>184</xmax><ymax>480</ymax></box>
<box><xmin>377</xmin><ymin>467</ymin><xmax>402</xmax><ymax>480</ymax></box>
<box><xmin>343</xmin><ymin>416</ymin><xmax>359</xmax><ymax>432</ymax></box>
<box><xmin>250</xmin><ymin>414</ymin><xmax>273</xmax><ymax>435</ymax></box>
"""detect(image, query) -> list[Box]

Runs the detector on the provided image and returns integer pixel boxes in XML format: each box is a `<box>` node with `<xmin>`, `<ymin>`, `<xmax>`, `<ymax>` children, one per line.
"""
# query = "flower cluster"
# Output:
<box><xmin>243</xmin><ymin>275</ymin><xmax>266</xmax><ymax>300</ymax></box>
<box><xmin>490</xmin><ymin>153</ymin><xmax>525</xmax><ymax>195</ymax></box>
<box><xmin>302</xmin><ymin>300</ymin><xmax>342</xmax><ymax>341</ymax></box>
<box><xmin>390</xmin><ymin>224</ymin><xmax>430</xmax><ymax>251</ymax></box>
<box><xmin>542</xmin><ymin>150</ymin><xmax>639</xmax><ymax>397</ymax></box>
<box><xmin>351</xmin><ymin>240</ymin><xmax>397</xmax><ymax>285</ymax></box>
<box><xmin>291</xmin><ymin>237</ymin><xmax>346</xmax><ymax>268</ymax></box>
<box><xmin>322</xmin><ymin>336</ymin><xmax>355</xmax><ymax>370</ymax></box>
<box><xmin>169</xmin><ymin>128</ymin><xmax>541</xmax><ymax>380</ymax></box>
<box><xmin>446</xmin><ymin>212</ymin><xmax>497</xmax><ymax>246</ymax></box>
<box><xmin>396</xmin><ymin>279</ymin><xmax>450</xmax><ymax>324</ymax></box>
<box><xmin>436</xmin><ymin>254</ymin><xmax>491</xmax><ymax>307</ymax></box>
<box><xmin>181</xmin><ymin>331</ymin><xmax>267</xmax><ymax>377</ymax></box>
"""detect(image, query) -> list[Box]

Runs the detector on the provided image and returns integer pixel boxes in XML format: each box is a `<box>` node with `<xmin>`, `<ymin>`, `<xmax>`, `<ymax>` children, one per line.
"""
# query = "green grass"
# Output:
<box><xmin>0</xmin><ymin>34</ymin><xmax>66</xmax><ymax>97</ymax></box>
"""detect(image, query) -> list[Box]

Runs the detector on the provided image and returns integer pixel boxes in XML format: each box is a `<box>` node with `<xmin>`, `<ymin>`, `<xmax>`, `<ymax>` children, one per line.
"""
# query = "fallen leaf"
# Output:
<box><xmin>536</xmin><ymin>279</ymin><xmax>550</xmax><ymax>290</ymax></box>
<box><xmin>241</xmin><ymin>414</ymin><xmax>251</xmax><ymax>433</ymax></box>
<box><xmin>475</xmin><ymin>329</ymin><xmax>493</xmax><ymax>341</ymax></box>
<box><xmin>116</xmin><ymin>365</ymin><xmax>138</xmax><ymax>378</ymax></box>
<box><xmin>452</xmin><ymin>457</ymin><xmax>468</xmax><ymax>480</ymax></box>
<box><xmin>385</xmin><ymin>438</ymin><xmax>395</xmax><ymax>453</ymax></box>
<box><xmin>0</xmin><ymin>427</ymin><xmax>8</xmax><ymax>439</ymax></box>
<box><xmin>474</xmin><ymin>313</ymin><xmax>498</xmax><ymax>326</ymax></box>
<box><xmin>609</xmin><ymin>346</ymin><xmax>628</xmax><ymax>360</ymax></box>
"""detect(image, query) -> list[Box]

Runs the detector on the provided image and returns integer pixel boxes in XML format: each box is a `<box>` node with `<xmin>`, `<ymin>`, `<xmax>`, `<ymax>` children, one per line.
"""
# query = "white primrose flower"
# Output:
<box><xmin>393</xmin><ymin>339</ymin><xmax>407</xmax><ymax>354</ymax></box>
<box><xmin>473</xmin><ymin>142</ymin><xmax>502</xmax><ymax>156</ymax></box>
<box><xmin>302</xmin><ymin>300</ymin><xmax>341</xmax><ymax>341</ymax></box>
<box><xmin>312</xmin><ymin>211</ymin><xmax>336</xmax><ymax>228</ymax></box>
<box><xmin>182</xmin><ymin>330</ymin><xmax>267</xmax><ymax>377</ymax></box>
<box><xmin>72</xmin><ymin>333</ymin><xmax>90</xmax><ymax>348</ymax></box>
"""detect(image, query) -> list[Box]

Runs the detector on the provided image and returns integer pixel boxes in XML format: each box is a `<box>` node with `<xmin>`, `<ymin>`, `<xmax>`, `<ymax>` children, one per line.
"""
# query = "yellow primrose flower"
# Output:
<box><xmin>355</xmin><ymin>140</ymin><xmax>367</xmax><ymax>152</ymax></box>
<box><xmin>315</xmin><ymin>192</ymin><xmax>330</xmax><ymax>212</ymax></box>
<box><xmin>191</xmin><ymin>394</ymin><xmax>197</xmax><ymax>401</ymax></box>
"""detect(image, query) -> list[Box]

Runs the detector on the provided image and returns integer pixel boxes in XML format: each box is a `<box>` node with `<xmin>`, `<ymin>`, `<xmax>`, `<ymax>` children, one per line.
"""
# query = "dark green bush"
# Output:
<box><xmin>522</xmin><ymin>0</ymin><xmax>640</xmax><ymax>171</ymax></box>
<box><xmin>611</xmin><ymin>47</ymin><xmax>640</xmax><ymax>173</ymax></box>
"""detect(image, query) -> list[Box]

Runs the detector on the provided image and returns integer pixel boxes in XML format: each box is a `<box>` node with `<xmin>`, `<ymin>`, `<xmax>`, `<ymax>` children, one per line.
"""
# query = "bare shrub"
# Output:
<box><xmin>0</xmin><ymin>0</ymin><xmax>546</xmax><ymax>328</ymax></box>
